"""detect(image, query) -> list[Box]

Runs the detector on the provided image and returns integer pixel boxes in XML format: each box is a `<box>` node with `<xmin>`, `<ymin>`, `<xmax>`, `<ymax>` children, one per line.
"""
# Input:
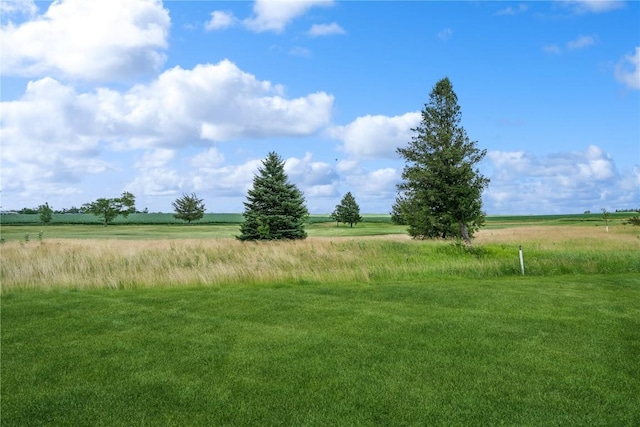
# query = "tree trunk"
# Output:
<box><xmin>459</xmin><ymin>221</ymin><xmax>471</xmax><ymax>246</ymax></box>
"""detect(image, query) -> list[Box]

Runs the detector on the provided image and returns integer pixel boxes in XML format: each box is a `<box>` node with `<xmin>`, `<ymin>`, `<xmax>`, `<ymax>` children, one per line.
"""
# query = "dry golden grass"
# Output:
<box><xmin>1</xmin><ymin>238</ymin><xmax>380</xmax><ymax>291</ymax></box>
<box><xmin>475</xmin><ymin>225</ymin><xmax>639</xmax><ymax>248</ymax></box>
<box><xmin>2</xmin><ymin>225</ymin><xmax>637</xmax><ymax>292</ymax></box>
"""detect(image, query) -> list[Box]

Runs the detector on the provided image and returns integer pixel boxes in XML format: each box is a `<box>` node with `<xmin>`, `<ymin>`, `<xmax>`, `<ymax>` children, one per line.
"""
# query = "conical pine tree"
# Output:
<box><xmin>331</xmin><ymin>192</ymin><xmax>362</xmax><ymax>228</ymax></box>
<box><xmin>237</xmin><ymin>152</ymin><xmax>309</xmax><ymax>241</ymax></box>
<box><xmin>393</xmin><ymin>77</ymin><xmax>489</xmax><ymax>244</ymax></box>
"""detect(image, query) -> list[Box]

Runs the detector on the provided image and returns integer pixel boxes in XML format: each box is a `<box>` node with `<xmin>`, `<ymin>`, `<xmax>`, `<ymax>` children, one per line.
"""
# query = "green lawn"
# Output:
<box><xmin>2</xmin><ymin>275</ymin><xmax>639</xmax><ymax>426</ymax></box>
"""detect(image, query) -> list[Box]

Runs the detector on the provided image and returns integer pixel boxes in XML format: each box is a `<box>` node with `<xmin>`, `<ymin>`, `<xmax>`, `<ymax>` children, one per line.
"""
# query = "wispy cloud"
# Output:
<box><xmin>543</xmin><ymin>44</ymin><xmax>562</xmax><ymax>54</ymax></box>
<box><xmin>615</xmin><ymin>47</ymin><xmax>640</xmax><ymax>90</ymax></box>
<box><xmin>437</xmin><ymin>28</ymin><xmax>452</xmax><ymax>41</ymax></box>
<box><xmin>307</xmin><ymin>22</ymin><xmax>346</xmax><ymax>37</ymax></box>
<box><xmin>0</xmin><ymin>0</ymin><xmax>37</xmax><ymax>19</ymax></box>
<box><xmin>559</xmin><ymin>0</ymin><xmax>625</xmax><ymax>14</ymax></box>
<box><xmin>495</xmin><ymin>4</ymin><xmax>529</xmax><ymax>16</ymax></box>
<box><xmin>567</xmin><ymin>34</ymin><xmax>597</xmax><ymax>50</ymax></box>
<box><xmin>543</xmin><ymin>34</ymin><xmax>597</xmax><ymax>54</ymax></box>
<box><xmin>289</xmin><ymin>46</ymin><xmax>312</xmax><ymax>57</ymax></box>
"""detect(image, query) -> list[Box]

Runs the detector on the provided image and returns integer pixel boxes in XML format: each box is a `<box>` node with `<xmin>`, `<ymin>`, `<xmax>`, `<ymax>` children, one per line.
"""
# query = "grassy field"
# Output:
<box><xmin>1</xmin><ymin>219</ymin><xmax>639</xmax><ymax>425</ymax></box>
<box><xmin>0</xmin><ymin>212</ymin><xmax>383</xmax><ymax>226</ymax></box>
<box><xmin>0</xmin><ymin>212</ymin><xmax>246</xmax><ymax>225</ymax></box>
<box><xmin>1</xmin><ymin>211</ymin><xmax>635</xmax><ymax>227</ymax></box>
<box><xmin>2</xmin><ymin>225</ymin><xmax>639</xmax><ymax>292</ymax></box>
<box><xmin>0</xmin><ymin>211</ymin><xmax>635</xmax><ymax>242</ymax></box>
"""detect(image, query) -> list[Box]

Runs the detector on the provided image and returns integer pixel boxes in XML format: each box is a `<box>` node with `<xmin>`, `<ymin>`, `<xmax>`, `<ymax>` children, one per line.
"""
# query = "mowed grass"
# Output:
<box><xmin>2</xmin><ymin>276</ymin><xmax>639</xmax><ymax>426</ymax></box>
<box><xmin>1</xmin><ymin>222</ymin><xmax>639</xmax><ymax>425</ymax></box>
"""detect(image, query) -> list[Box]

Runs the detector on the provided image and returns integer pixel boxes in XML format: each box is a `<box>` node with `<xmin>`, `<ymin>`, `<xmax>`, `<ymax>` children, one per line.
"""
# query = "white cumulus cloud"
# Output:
<box><xmin>285</xmin><ymin>153</ymin><xmax>339</xmax><ymax>197</ymax></box>
<box><xmin>134</xmin><ymin>149</ymin><xmax>175</xmax><ymax>169</ymax></box>
<box><xmin>484</xmin><ymin>145</ymin><xmax>634</xmax><ymax>214</ymax></box>
<box><xmin>243</xmin><ymin>0</ymin><xmax>333</xmax><ymax>33</ymax></box>
<box><xmin>330</xmin><ymin>112</ymin><xmax>421</xmax><ymax>159</ymax></box>
<box><xmin>192</xmin><ymin>158</ymin><xmax>262</xmax><ymax>196</ymax></box>
<box><xmin>125</xmin><ymin>168</ymin><xmax>183</xmax><ymax>197</ymax></box>
<box><xmin>1</xmin><ymin>60</ymin><xmax>334</xmax><ymax>204</ymax></box>
<box><xmin>344</xmin><ymin>167</ymin><xmax>400</xmax><ymax>201</ymax></box>
<box><xmin>191</xmin><ymin>148</ymin><xmax>226</xmax><ymax>169</ymax></box>
<box><xmin>205</xmin><ymin>10</ymin><xmax>236</xmax><ymax>31</ymax></box>
<box><xmin>0</xmin><ymin>0</ymin><xmax>170</xmax><ymax>82</ymax></box>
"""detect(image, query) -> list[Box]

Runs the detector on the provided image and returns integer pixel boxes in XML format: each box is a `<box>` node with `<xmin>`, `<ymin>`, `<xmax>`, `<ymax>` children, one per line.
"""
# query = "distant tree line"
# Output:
<box><xmin>11</xmin><ymin>78</ymin><xmax>638</xmax><ymax>238</ymax></box>
<box><xmin>13</xmin><ymin>206</ymin><xmax>150</xmax><ymax>214</ymax></box>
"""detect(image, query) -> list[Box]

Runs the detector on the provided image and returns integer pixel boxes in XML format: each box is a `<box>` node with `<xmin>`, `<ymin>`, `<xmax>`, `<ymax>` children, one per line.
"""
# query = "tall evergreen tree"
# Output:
<box><xmin>393</xmin><ymin>77</ymin><xmax>489</xmax><ymax>245</ymax></box>
<box><xmin>331</xmin><ymin>192</ymin><xmax>363</xmax><ymax>228</ymax></box>
<box><xmin>172</xmin><ymin>193</ymin><xmax>205</xmax><ymax>224</ymax></box>
<box><xmin>237</xmin><ymin>152</ymin><xmax>309</xmax><ymax>241</ymax></box>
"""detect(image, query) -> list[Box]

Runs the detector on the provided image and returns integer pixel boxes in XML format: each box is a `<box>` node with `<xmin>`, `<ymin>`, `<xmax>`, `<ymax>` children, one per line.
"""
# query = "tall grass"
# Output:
<box><xmin>2</xmin><ymin>226</ymin><xmax>638</xmax><ymax>292</ymax></box>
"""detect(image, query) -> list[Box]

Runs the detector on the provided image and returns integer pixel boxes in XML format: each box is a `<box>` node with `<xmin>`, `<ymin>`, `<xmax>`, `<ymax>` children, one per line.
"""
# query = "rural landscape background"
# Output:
<box><xmin>2</xmin><ymin>0</ymin><xmax>639</xmax><ymax>425</ymax></box>
<box><xmin>1</xmin><ymin>0</ymin><xmax>638</xmax><ymax>215</ymax></box>
<box><xmin>2</xmin><ymin>213</ymin><xmax>639</xmax><ymax>424</ymax></box>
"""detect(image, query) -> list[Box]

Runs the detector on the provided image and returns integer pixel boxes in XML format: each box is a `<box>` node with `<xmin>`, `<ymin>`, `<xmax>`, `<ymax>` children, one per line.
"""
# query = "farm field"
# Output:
<box><xmin>1</xmin><ymin>211</ymin><xmax>635</xmax><ymax>227</ymax></box>
<box><xmin>1</xmin><ymin>218</ymin><xmax>639</xmax><ymax>425</ymax></box>
<box><xmin>0</xmin><ymin>211</ymin><xmax>636</xmax><ymax>242</ymax></box>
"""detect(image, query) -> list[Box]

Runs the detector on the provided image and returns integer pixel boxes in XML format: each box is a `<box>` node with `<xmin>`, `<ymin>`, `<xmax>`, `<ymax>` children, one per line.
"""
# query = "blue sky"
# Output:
<box><xmin>1</xmin><ymin>0</ymin><xmax>638</xmax><ymax>215</ymax></box>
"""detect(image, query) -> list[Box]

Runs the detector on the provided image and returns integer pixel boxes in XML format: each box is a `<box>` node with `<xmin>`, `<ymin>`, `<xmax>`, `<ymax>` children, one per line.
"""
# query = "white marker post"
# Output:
<box><xmin>519</xmin><ymin>245</ymin><xmax>525</xmax><ymax>276</ymax></box>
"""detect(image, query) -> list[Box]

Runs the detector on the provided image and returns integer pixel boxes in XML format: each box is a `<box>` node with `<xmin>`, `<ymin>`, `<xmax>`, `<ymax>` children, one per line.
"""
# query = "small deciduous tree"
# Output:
<box><xmin>173</xmin><ymin>193</ymin><xmax>205</xmax><ymax>224</ymax></box>
<box><xmin>331</xmin><ymin>192</ymin><xmax>363</xmax><ymax>227</ymax></box>
<box><xmin>393</xmin><ymin>77</ymin><xmax>489</xmax><ymax>245</ymax></box>
<box><xmin>82</xmin><ymin>192</ymin><xmax>136</xmax><ymax>226</ymax></box>
<box><xmin>38</xmin><ymin>202</ymin><xmax>53</xmax><ymax>225</ymax></box>
<box><xmin>601</xmin><ymin>208</ymin><xmax>610</xmax><ymax>232</ymax></box>
<box><xmin>237</xmin><ymin>152</ymin><xmax>309</xmax><ymax>241</ymax></box>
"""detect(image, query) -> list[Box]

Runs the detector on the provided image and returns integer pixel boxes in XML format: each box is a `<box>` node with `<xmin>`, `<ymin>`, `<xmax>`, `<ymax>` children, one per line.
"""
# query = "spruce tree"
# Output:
<box><xmin>237</xmin><ymin>152</ymin><xmax>309</xmax><ymax>241</ymax></box>
<box><xmin>172</xmin><ymin>193</ymin><xmax>205</xmax><ymax>224</ymax></box>
<box><xmin>331</xmin><ymin>192</ymin><xmax>363</xmax><ymax>228</ymax></box>
<box><xmin>393</xmin><ymin>77</ymin><xmax>489</xmax><ymax>245</ymax></box>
